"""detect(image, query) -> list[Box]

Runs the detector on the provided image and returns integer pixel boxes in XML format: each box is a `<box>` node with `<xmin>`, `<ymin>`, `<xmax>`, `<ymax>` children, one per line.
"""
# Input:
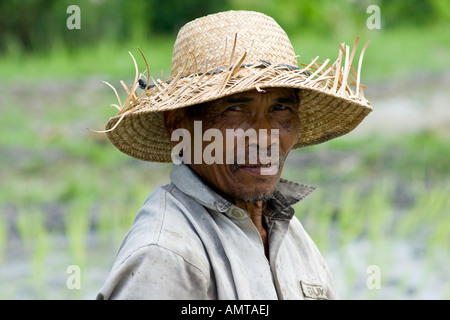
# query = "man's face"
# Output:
<box><xmin>165</xmin><ymin>88</ymin><xmax>300</xmax><ymax>203</ymax></box>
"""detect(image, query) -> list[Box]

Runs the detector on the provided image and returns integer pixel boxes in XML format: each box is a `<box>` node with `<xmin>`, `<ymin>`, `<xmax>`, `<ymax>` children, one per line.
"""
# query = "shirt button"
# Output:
<box><xmin>231</xmin><ymin>208</ymin><xmax>244</xmax><ymax>218</ymax></box>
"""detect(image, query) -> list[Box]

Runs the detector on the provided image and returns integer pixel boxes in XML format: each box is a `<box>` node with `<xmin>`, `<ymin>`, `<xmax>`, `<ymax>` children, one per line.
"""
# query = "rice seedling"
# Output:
<box><xmin>0</xmin><ymin>213</ymin><xmax>7</xmax><ymax>264</ymax></box>
<box><xmin>361</xmin><ymin>180</ymin><xmax>395</xmax><ymax>268</ymax></box>
<box><xmin>15</xmin><ymin>206</ymin><xmax>51</xmax><ymax>291</ymax></box>
<box><xmin>336</xmin><ymin>186</ymin><xmax>366</xmax><ymax>245</ymax></box>
<box><xmin>65</xmin><ymin>201</ymin><xmax>91</xmax><ymax>271</ymax></box>
<box><xmin>96</xmin><ymin>199</ymin><xmax>136</xmax><ymax>248</ymax></box>
<box><xmin>294</xmin><ymin>190</ymin><xmax>335</xmax><ymax>253</ymax></box>
<box><xmin>425</xmin><ymin>188</ymin><xmax>450</xmax><ymax>250</ymax></box>
<box><xmin>1</xmin><ymin>41</ymin><xmax>450</xmax><ymax>298</ymax></box>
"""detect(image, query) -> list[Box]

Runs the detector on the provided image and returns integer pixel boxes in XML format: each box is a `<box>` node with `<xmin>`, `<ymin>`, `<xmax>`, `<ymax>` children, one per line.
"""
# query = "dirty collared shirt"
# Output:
<box><xmin>97</xmin><ymin>163</ymin><xmax>338</xmax><ymax>300</ymax></box>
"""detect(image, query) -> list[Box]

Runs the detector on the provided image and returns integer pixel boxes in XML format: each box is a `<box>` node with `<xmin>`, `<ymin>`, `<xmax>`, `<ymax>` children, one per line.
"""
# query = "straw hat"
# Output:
<box><xmin>103</xmin><ymin>10</ymin><xmax>372</xmax><ymax>162</ymax></box>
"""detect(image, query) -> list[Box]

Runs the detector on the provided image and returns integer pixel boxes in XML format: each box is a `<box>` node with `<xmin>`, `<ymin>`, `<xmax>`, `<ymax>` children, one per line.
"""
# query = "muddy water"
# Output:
<box><xmin>351</xmin><ymin>71</ymin><xmax>450</xmax><ymax>137</ymax></box>
<box><xmin>328</xmin><ymin>73</ymin><xmax>450</xmax><ymax>299</ymax></box>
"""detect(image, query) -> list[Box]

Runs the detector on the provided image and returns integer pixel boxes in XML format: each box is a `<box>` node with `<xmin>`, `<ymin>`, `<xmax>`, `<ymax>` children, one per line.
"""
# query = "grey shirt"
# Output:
<box><xmin>97</xmin><ymin>163</ymin><xmax>338</xmax><ymax>300</ymax></box>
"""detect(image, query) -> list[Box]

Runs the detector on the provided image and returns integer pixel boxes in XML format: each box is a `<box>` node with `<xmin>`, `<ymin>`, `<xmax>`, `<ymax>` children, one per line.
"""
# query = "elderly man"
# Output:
<box><xmin>97</xmin><ymin>10</ymin><xmax>371</xmax><ymax>300</ymax></box>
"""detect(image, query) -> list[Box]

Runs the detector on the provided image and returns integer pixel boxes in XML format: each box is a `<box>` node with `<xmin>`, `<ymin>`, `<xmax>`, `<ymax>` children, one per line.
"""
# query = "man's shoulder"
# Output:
<box><xmin>113</xmin><ymin>184</ymin><xmax>210</xmax><ymax>272</ymax></box>
<box><xmin>286</xmin><ymin>215</ymin><xmax>319</xmax><ymax>251</ymax></box>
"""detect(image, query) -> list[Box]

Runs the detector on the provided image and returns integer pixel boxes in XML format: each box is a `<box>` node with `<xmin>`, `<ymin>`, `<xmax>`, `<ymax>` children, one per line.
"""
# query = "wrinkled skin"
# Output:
<box><xmin>163</xmin><ymin>88</ymin><xmax>300</xmax><ymax>257</ymax></box>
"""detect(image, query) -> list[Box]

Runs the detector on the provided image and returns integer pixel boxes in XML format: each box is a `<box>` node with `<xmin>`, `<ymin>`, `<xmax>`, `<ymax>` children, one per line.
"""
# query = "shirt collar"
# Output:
<box><xmin>169</xmin><ymin>163</ymin><xmax>316</xmax><ymax>218</ymax></box>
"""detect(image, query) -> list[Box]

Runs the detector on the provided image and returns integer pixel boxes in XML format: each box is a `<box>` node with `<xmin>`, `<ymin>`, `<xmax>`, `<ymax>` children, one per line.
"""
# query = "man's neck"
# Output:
<box><xmin>235</xmin><ymin>199</ymin><xmax>269</xmax><ymax>259</ymax></box>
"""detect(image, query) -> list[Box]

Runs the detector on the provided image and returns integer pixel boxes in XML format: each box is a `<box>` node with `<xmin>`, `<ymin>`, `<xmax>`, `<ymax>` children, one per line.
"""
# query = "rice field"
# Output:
<box><xmin>0</xmin><ymin>72</ymin><xmax>449</xmax><ymax>300</ymax></box>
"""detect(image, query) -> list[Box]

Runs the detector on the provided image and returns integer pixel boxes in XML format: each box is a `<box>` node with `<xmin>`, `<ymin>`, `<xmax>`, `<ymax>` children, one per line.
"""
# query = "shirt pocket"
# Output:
<box><xmin>300</xmin><ymin>280</ymin><xmax>328</xmax><ymax>300</ymax></box>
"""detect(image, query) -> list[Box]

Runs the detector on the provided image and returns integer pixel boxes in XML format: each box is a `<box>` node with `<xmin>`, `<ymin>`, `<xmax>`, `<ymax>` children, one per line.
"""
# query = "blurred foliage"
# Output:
<box><xmin>0</xmin><ymin>0</ymin><xmax>226</xmax><ymax>53</ymax></box>
<box><xmin>0</xmin><ymin>0</ymin><xmax>449</xmax><ymax>54</ymax></box>
<box><xmin>379</xmin><ymin>0</ymin><xmax>450</xmax><ymax>26</ymax></box>
<box><xmin>1</xmin><ymin>0</ymin><xmax>449</xmax><ymax>300</ymax></box>
<box><xmin>229</xmin><ymin>0</ymin><xmax>450</xmax><ymax>34</ymax></box>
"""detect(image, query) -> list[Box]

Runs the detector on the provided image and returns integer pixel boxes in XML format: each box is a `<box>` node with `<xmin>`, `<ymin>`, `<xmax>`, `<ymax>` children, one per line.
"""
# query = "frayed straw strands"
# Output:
<box><xmin>99</xmin><ymin>11</ymin><xmax>372</xmax><ymax>162</ymax></box>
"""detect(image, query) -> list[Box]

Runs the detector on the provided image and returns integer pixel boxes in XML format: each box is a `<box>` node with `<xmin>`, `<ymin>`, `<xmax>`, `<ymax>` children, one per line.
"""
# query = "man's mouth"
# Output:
<box><xmin>233</xmin><ymin>162</ymin><xmax>279</xmax><ymax>176</ymax></box>
<box><xmin>240</xmin><ymin>162</ymin><xmax>271</xmax><ymax>168</ymax></box>
<box><xmin>230</xmin><ymin>152</ymin><xmax>286</xmax><ymax>176</ymax></box>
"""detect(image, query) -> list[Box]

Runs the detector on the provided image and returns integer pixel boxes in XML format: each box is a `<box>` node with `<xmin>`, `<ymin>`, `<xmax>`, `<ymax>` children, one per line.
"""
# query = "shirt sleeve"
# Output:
<box><xmin>96</xmin><ymin>244</ymin><xmax>212</xmax><ymax>300</ymax></box>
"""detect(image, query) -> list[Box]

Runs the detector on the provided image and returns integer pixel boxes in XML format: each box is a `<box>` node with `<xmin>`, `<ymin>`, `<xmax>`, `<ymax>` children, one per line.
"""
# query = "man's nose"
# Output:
<box><xmin>248</xmin><ymin>114</ymin><xmax>278</xmax><ymax>147</ymax></box>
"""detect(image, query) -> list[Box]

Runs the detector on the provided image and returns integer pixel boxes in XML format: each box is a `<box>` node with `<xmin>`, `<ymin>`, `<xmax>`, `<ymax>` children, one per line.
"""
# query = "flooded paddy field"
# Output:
<box><xmin>1</xmin><ymin>73</ymin><xmax>449</xmax><ymax>299</ymax></box>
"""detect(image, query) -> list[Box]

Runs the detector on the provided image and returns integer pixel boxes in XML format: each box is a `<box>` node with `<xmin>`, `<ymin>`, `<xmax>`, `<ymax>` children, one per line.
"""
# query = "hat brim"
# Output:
<box><xmin>105</xmin><ymin>64</ymin><xmax>372</xmax><ymax>162</ymax></box>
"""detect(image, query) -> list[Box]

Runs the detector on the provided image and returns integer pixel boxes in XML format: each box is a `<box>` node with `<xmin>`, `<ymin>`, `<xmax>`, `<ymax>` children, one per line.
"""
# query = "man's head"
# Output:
<box><xmin>164</xmin><ymin>87</ymin><xmax>300</xmax><ymax>204</ymax></box>
<box><xmin>104</xmin><ymin>11</ymin><xmax>371</xmax><ymax>170</ymax></box>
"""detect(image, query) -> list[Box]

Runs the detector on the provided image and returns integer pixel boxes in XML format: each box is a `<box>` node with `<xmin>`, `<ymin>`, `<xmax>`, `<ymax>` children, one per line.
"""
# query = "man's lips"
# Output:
<box><xmin>238</xmin><ymin>162</ymin><xmax>272</xmax><ymax>168</ymax></box>
<box><xmin>235</xmin><ymin>162</ymin><xmax>279</xmax><ymax>175</ymax></box>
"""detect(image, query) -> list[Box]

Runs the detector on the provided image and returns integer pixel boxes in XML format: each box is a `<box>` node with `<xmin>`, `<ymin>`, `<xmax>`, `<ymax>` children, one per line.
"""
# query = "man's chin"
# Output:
<box><xmin>227</xmin><ymin>185</ymin><xmax>277</xmax><ymax>204</ymax></box>
<box><xmin>227</xmin><ymin>166</ymin><xmax>282</xmax><ymax>203</ymax></box>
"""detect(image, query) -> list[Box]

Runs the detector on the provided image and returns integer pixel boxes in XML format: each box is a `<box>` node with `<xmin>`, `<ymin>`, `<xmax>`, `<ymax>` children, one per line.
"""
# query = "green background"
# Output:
<box><xmin>0</xmin><ymin>0</ymin><xmax>449</xmax><ymax>299</ymax></box>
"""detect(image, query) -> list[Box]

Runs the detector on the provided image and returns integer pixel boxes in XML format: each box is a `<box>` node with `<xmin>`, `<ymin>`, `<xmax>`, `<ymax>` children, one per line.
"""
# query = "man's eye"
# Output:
<box><xmin>226</xmin><ymin>105</ymin><xmax>243</xmax><ymax>112</ymax></box>
<box><xmin>272</xmin><ymin>104</ymin><xmax>289</xmax><ymax>111</ymax></box>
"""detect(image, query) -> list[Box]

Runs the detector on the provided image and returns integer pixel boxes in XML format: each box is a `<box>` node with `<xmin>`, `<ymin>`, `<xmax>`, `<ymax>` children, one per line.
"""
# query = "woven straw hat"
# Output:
<box><xmin>104</xmin><ymin>10</ymin><xmax>372</xmax><ymax>162</ymax></box>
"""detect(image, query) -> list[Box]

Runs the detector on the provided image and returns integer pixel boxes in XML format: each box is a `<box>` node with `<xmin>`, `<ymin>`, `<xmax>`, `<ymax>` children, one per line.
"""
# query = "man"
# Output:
<box><xmin>97</xmin><ymin>10</ymin><xmax>372</xmax><ymax>300</ymax></box>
